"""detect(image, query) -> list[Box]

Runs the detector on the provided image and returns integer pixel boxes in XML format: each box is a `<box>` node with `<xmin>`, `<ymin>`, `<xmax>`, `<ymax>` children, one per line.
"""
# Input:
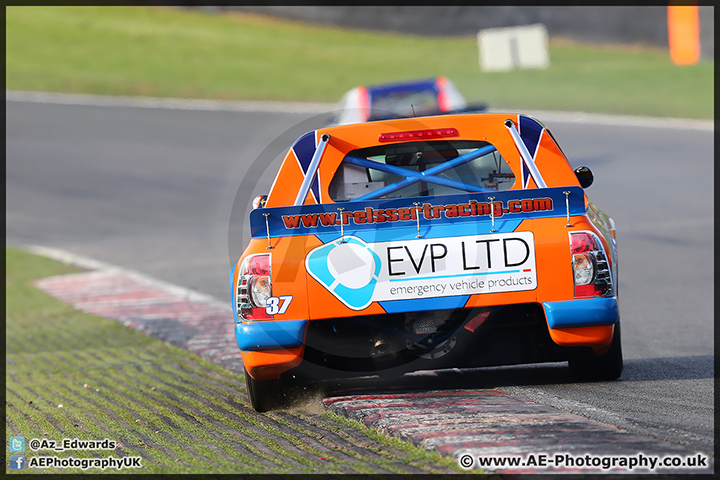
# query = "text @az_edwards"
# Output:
<box><xmin>28</xmin><ymin>438</ymin><xmax>117</xmax><ymax>452</ymax></box>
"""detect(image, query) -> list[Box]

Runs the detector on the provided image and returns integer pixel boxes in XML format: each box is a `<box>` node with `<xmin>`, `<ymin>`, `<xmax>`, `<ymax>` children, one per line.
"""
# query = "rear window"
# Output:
<box><xmin>328</xmin><ymin>140</ymin><xmax>515</xmax><ymax>202</ymax></box>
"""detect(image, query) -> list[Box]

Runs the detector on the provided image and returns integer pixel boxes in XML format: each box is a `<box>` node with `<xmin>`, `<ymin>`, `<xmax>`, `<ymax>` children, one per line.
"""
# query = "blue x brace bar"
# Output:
<box><xmin>344</xmin><ymin>144</ymin><xmax>498</xmax><ymax>201</ymax></box>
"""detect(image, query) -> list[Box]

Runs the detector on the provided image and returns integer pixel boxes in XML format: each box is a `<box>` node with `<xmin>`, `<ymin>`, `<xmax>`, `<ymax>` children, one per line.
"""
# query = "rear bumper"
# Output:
<box><xmin>542</xmin><ymin>297</ymin><xmax>618</xmax><ymax>329</ymax></box>
<box><xmin>236</xmin><ymin>319</ymin><xmax>308</xmax><ymax>380</ymax></box>
<box><xmin>543</xmin><ymin>297</ymin><xmax>618</xmax><ymax>352</ymax></box>
<box><xmin>235</xmin><ymin>298</ymin><xmax>619</xmax><ymax>379</ymax></box>
<box><xmin>233</xmin><ymin>298</ymin><xmax>617</xmax><ymax>352</ymax></box>
<box><xmin>235</xmin><ymin>319</ymin><xmax>308</xmax><ymax>351</ymax></box>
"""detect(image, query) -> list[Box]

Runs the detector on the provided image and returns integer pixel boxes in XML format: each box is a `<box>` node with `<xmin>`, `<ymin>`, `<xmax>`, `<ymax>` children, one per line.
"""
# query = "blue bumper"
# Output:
<box><xmin>542</xmin><ymin>297</ymin><xmax>619</xmax><ymax>329</ymax></box>
<box><xmin>235</xmin><ymin>319</ymin><xmax>308</xmax><ymax>351</ymax></box>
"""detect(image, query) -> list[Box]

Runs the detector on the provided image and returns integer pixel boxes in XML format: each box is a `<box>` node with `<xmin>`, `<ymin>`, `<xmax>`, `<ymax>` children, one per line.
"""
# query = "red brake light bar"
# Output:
<box><xmin>378</xmin><ymin>128</ymin><xmax>459</xmax><ymax>143</ymax></box>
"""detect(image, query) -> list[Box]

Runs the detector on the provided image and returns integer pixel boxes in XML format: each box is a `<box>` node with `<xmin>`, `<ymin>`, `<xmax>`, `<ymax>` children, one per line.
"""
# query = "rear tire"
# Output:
<box><xmin>567</xmin><ymin>321</ymin><xmax>623</xmax><ymax>381</ymax></box>
<box><xmin>244</xmin><ymin>367</ymin><xmax>315</xmax><ymax>412</ymax></box>
<box><xmin>245</xmin><ymin>368</ymin><xmax>296</xmax><ymax>412</ymax></box>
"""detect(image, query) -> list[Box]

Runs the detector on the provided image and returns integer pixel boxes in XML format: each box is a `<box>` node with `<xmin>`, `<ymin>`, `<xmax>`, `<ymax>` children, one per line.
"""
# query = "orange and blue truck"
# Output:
<box><xmin>231</xmin><ymin>113</ymin><xmax>621</xmax><ymax>411</ymax></box>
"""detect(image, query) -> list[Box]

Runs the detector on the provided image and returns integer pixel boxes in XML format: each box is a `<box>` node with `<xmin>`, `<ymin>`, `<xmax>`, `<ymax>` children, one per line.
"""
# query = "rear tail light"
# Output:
<box><xmin>237</xmin><ymin>253</ymin><xmax>272</xmax><ymax>320</ymax></box>
<box><xmin>570</xmin><ymin>231</ymin><xmax>613</xmax><ymax>298</ymax></box>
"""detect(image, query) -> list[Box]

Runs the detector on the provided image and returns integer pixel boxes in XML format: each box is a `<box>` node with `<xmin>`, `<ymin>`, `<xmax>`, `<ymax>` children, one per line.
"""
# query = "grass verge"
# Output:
<box><xmin>5</xmin><ymin>246</ymin><xmax>464</xmax><ymax>474</ymax></box>
<box><xmin>6</xmin><ymin>6</ymin><xmax>713</xmax><ymax>119</ymax></box>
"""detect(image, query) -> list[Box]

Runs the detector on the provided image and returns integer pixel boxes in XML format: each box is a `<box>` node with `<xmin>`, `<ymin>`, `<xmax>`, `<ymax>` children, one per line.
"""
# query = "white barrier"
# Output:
<box><xmin>477</xmin><ymin>24</ymin><xmax>550</xmax><ymax>72</ymax></box>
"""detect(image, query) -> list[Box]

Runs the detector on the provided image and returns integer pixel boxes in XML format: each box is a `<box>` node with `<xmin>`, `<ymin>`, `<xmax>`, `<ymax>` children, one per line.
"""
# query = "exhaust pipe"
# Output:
<box><xmin>370</xmin><ymin>336</ymin><xmax>391</xmax><ymax>357</ymax></box>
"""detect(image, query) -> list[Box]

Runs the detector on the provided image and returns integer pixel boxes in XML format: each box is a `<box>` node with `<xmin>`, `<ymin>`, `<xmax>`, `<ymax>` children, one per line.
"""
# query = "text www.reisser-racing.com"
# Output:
<box><xmin>281</xmin><ymin>197</ymin><xmax>554</xmax><ymax>229</ymax></box>
<box><xmin>458</xmin><ymin>452</ymin><xmax>710</xmax><ymax>471</ymax></box>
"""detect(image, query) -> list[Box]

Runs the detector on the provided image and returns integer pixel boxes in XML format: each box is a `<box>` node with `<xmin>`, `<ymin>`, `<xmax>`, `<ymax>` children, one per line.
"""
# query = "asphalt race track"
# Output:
<box><xmin>6</xmin><ymin>97</ymin><xmax>714</xmax><ymax>460</ymax></box>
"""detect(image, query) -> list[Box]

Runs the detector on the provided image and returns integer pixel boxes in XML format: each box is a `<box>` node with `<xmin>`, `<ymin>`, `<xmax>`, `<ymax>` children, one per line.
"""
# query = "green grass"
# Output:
<box><xmin>6</xmin><ymin>6</ymin><xmax>713</xmax><ymax>119</ymax></box>
<box><xmin>5</xmin><ymin>247</ymin><xmax>466</xmax><ymax>474</ymax></box>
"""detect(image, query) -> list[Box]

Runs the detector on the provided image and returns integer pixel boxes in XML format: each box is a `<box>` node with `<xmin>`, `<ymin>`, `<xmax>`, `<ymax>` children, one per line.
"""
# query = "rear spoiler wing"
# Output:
<box><xmin>250</xmin><ymin>186</ymin><xmax>585</xmax><ymax>240</ymax></box>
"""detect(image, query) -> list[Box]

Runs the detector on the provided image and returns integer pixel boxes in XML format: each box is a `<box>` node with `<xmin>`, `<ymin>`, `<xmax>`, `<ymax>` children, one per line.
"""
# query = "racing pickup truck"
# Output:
<box><xmin>231</xmin><ymin>113</ymin><xmax>621</xmax><ymax>411</ymax></box>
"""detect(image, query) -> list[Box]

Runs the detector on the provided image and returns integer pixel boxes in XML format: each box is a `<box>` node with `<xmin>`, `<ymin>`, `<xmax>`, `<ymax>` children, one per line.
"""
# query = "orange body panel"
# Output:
<box><xmin>242</xmin><ymin>347</ymin><xmax>304</xmax><ymax>380</ymax></box>
<box><xmin>549</xmin><ymin>324</ymin><xmax>615</xmax><ymax>355</ymax></box>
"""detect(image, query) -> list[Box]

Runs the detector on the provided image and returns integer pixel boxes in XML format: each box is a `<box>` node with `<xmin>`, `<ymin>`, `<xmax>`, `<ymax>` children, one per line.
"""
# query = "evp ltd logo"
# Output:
<box><xmin>305</xmin><ymin>232</ymin><xmax>536</xmax><ymax>310</ymax></box>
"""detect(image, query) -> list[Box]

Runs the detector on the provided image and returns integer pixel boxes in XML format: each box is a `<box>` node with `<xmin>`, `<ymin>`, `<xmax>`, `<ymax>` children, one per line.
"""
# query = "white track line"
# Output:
<box><xmin>7</xmin><ymin>90</ymin><xmax>713</xmax><ymax>131</ymax></box>
<box><xmin>489</xmin><ymin>108</ymin><xmax>714</xmax><ymax>131</ymax></box>
<box><xmin>5</xmin><ymin>90</ymin><xmax>335</xmax><ymax>114</ymax></box>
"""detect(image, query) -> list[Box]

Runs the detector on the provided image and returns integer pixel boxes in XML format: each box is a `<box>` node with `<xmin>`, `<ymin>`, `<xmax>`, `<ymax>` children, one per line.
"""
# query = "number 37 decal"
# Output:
<box><xmin>265</xmin><ymin>296</ymin><xmax>292</xmax><ymax>315</ymax></box>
